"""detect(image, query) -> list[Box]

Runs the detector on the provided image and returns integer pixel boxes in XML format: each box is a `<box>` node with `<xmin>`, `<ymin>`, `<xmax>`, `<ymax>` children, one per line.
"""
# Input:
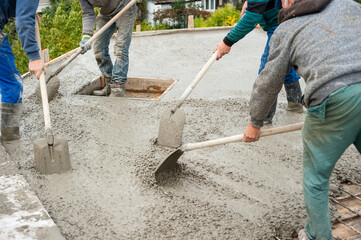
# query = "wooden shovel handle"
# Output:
<box><xmin>182</xmin><ymin>122</ymin><xmax>304</xmax><ymax>152</ymax></box>
<box><xmin>172</xmin><ymin>51</ymin><xmax>218</xmax><ymax>112</ymax></box>
<box><xmin>35</xmin><ymin>18</ymin><xmax>54</xmax><ymax>145</ymax></box>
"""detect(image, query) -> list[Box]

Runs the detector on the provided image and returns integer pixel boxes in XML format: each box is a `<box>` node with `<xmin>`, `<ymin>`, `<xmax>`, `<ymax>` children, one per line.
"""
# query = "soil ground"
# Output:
<box><xmin>2</xmin><ymin>28</ymin><xmax>361</xmax><ymax>239</ymax></box>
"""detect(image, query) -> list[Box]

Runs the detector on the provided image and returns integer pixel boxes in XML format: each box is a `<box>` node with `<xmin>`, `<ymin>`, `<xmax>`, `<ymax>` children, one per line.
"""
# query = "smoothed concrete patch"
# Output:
<box><xmin>0</xmin><ymin>175</ymin><xmax>64</xmax><ymax>240</ymax></box>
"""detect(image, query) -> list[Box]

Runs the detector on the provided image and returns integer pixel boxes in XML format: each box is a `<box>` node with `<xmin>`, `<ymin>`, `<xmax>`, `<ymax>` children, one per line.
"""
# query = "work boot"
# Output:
<box><xmin>109</xmin><ymin>82</ymin><xmax>126</xmax><ymax>97</ymax></box>
<box><xmin>285</xmin><ymin>80</ymin><xmax>304</xmax><ymax>113</ymax></box>
<box><xmin>298</xmin><ymin>229</ymin><xmax>310</xmax><ymax>240</ymax></box>
<box><xmin>286</xmin><ymin>102</ymin><xmax>304</xmax><ymax>113</ymax></box>
<box><xmin>1</xmin><ymin>102</ymin><xmax>22</xmax><ymax>141</ymax></box>
<box><xmin>93</xmin><ymin>76</ymin><xmax>111</xmax><ymax>96</ymax></box>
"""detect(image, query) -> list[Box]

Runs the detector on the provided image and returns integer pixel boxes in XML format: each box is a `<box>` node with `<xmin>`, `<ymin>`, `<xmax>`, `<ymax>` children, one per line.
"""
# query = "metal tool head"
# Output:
<box><xmin>155</xmin><ymin>148</ymin><xmax>184</xmax><ymax>182</ymax></box>
<box><xmin>33</xmin><ymin>136</ymin><xmax>71</xmax><ymax>174</ymax></box>
<box><xmin>157</xmin><ymin>108</ymin><xmax>186</xmax><ymax>148</ymax></box>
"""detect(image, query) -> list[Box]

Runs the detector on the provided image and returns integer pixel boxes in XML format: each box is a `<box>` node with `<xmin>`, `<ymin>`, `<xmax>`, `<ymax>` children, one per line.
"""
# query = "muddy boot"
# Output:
<box><xmin>285</xmin><ymin>80</ymin><xmax>304</xmax><ymax>113</ymax></box>
<box><xmin>93</xmin><ymin>76</ymin><xmax>111</xmax><ymax>96</ymax></box>
<box><xmin>286</xmin><ymin>102</ymin><xmax>304</xmax><ymax>113</ymax></box>
<box><xmin>1</xmin><ymin>102</ymin><xmax>22</xmax><ymax>141</ymax></box>
<box><xmin>298</xmin><ymin>229</ymin><xmax>310</xmax><ymax>240</ymax></box>
<box><xmin>109</xmin><ymin>82</ymin><xmax>126</xmax><ymax>97</ymax></box>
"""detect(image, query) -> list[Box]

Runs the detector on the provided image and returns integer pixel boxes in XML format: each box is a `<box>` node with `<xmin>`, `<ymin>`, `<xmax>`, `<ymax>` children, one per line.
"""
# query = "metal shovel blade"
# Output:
<box><xmin>35</xmin><ymin>76</ymin><xmax>60</xmax><ymax>102</ymax></box>
<box><xmin>155</xmin><ymin>149</ymin><xmax>184</xmax><ymax>182</ymax></box>
<box><xmin>157</xmin><ymin>108</ymin><xmax>186</xmax><ymax>148</ymax></box>
<box><xmin>34</xmin><ymin>136</ymin><xmax>71</xmax><ymax>174</ymax></box>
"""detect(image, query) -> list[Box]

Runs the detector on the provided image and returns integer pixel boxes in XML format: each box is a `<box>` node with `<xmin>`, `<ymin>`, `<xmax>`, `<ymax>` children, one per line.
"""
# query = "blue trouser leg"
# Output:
<box><xmin>302</xmin><ymin>83</ymin><xmax>361</xmax><ymax>240</ymax></box>
<box><xmin>112</xmin><ymin>5</ymin><xmax>136</xmax><ymax>83</ymax></box>
<box><xmin>259</xmin><ymin>26</ymin><xmax>301</xmax><ymax>121</ymax></box>
<box><xmin>93</xmin><ymin>14</ymin><xmax>117</xmax><ymax>79</ymax></box>
<box><xmin>0</xmin><ymin>36</ymin><xmax>23</xmax><ymax>104</ymax></box>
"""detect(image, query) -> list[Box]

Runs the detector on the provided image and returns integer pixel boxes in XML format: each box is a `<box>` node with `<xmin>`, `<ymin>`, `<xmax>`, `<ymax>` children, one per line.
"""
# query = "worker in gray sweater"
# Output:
<box><xmin>242</xmin><ymin>0</ymin><xmax>361</xmax><ymax>239</ymax></box>
<box><xmin>79</xmin><ymin>0</ymin><xmax>136</xmax><ymax>97</ymax></box>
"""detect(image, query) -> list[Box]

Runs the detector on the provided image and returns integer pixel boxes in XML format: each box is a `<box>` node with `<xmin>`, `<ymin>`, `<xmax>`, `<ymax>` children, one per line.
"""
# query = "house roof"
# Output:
<box><xmin>155</xmin><ymin>0</ymin><xmax>201</xmax><ymax>5</ymax></box>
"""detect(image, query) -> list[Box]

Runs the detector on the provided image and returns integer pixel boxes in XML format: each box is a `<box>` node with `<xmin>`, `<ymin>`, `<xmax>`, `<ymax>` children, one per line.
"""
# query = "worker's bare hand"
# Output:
<box><xmin>29</xmin><ymin>59</ymin><xmax>46</xmax><ymax>79</ymax></box>
<box><xmin>243</xmin><ymin>123</ymin><xmax>261</xmax><ymax>142</ymax></box>
<box><xmin>213</xmin><ymin>41</ymin><xmax>231</xmax><ymax>60</ymax></box>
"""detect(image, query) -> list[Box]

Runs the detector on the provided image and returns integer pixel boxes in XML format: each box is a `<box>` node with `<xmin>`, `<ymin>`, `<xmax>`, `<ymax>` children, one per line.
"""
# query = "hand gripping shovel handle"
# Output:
<box><xmin>48</xmin><ymin>0</ymin><xmax>137</xmax><ymax>81</ymax></box>
<box><xmin>171</xmin><ymin>51</ymin><xmax>218</xmax><ymax>113</ymax></box>
<box><xmin>182</xmin><ymin>122</ymin><xmax>304</xmax><ymax>152</ymax></box>
<box><xmin>35</xmin><ymin>17</ymin><xmax>54</xmax><ymax>145</ymax></box>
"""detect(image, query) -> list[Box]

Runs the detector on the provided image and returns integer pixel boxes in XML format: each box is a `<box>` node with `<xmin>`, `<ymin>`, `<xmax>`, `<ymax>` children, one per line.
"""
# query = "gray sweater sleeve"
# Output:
<box><xmin>249</xmin><ymin>29</ymin><xmax>292</xmax><ymax>128</ymax></box>
<box><xmin>79</xmin><ymin>0</ymin><xmax>96</xmax><ymax>36</ymax></box>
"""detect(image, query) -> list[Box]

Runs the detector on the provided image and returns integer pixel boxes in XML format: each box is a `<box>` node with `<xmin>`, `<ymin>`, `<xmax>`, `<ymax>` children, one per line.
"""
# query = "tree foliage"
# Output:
<box><xmin>4</xmin><ymin>0</ymin><xmax>83</xmax><ymax>74</ymax></box>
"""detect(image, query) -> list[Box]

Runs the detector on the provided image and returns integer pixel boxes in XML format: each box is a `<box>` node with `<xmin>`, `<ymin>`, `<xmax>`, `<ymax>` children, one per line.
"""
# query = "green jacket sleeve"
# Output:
<box><xmin>224</xmin><ymin>0</ymin><xmax>274</xmax><ymax>46</ymax></box>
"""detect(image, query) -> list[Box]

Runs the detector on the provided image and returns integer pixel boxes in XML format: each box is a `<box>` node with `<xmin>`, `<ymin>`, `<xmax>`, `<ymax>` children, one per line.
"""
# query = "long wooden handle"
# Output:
<box><xmin>35</xmin><ymin>18</ymin><xmax>54</xmax><ymax>145</ymax></box>
<box><xmin>182</xmin><ymin>122</ymin><xmax>304</xmax><ymax>152</ymax></box>
<box><xmin>172</xmin><ymin>51</ymin><xmax>217</xmax><ymax>112</ymax></box>
<box><xmin>48</xmin><ymin>0</ymin><xmax>137</xmax><ymax>81</ymax></box>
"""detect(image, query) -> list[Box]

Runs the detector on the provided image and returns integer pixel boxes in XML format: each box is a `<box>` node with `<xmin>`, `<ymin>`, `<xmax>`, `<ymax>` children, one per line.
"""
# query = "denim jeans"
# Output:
<box><xmin>259</xmin><ymin>26</ymin><xmax>301</xmax><ymax>121</ymax></box>
<box><xmin>93</xmin><ymin>5</ymin><xmax>136</xmax><ymax>83</ymax></box>
<box><xmin>0</xmin><ymin>34</ymin><xmax>23</xmax><ymax>104</ymax></box>
<box><xmin>302</xmin><ymin>83</ymin><xmax>361</xmax><ymax>240</ymax></box>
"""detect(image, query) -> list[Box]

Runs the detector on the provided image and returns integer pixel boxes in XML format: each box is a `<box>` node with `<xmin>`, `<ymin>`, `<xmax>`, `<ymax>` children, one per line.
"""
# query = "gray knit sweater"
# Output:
<box><xmin>79</xmin><ymin>0</ymin><xmax>131</xmax><ymax>36</ymax></box>
<box><xmin>250</xmin><ymin>0</ymin><xmax>361</xmax><ymax>128</ymax></box>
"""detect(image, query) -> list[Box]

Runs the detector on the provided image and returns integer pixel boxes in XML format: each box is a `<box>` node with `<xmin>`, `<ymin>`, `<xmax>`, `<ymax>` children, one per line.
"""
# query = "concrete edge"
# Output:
<box><xmin>0</xmin><ymin>174</ymin><xmax>65</xmax><ymax>240</ymax></box>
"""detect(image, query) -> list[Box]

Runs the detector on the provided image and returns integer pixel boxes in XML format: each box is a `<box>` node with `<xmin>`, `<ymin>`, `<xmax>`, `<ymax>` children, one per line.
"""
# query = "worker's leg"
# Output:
<box><xmin>93</xmin><ymin>14</ymin><xmax>117</xmax><ymax>79</ymax></box>
<box><xmin>302</xmin><ymin>83</ymin><xmax>361</xmax><ymax>240</ymax></box>
<box><xmin>112</xmin><ymin>4</ymin><xmax>136</xmax><ymax>84</ymax></box>
<box><xmin>0</xmin><ymin>34</ymin><xmax>23</xmax><ymax>141</ymax></box>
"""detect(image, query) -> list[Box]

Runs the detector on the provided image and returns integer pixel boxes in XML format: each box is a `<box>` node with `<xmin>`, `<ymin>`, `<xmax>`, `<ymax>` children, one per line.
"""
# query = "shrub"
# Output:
<box><xmin>153</xmin><ymin>0</ymin><xmax>210</xmax><ymax>29</ymax></box>
<box><xmin>195</xmin><ymin>4</ymin><xmax>241</xmax><ymax>27</ymax></box>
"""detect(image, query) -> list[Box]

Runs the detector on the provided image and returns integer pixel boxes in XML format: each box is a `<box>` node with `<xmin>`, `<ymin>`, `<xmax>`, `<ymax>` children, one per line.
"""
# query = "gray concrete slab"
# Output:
<box><xmin>2</xmin><ymin>28</ymin><xmax>359</xmax><ymax>240</ymax></box>
<box><xmin>0</xmin><ymin>175</ymin><xmax>64</xmax><ymax>240</ymax></box>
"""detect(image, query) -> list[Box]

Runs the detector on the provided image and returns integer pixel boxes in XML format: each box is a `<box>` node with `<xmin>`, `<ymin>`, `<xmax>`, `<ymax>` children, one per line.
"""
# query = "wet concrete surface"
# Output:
<box><xmin>3</xmin><ymin>28</ymin><xmax>361</xmax><ymax>239</ymax></box>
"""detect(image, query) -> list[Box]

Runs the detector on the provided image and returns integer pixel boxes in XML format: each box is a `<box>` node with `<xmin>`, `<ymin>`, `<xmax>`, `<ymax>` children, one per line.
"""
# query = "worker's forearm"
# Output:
<box><xmin>79</xmin><ymin>0</ymin><xmax>96</xmax><ymax>36</ymax></box>
<box><xmin>249</xmin><ymin>31</ymin><xmax>292</xmax><ymax>127</ymax></box>
<box><xmin>225</xmin><ymin>11</ymin><xmax>263</xmax><ymax>46</ymax></box>
<box><xmin>15</xmin><ymin>0</ymin><xmax>40</xmax><ymax>61</ymax></box>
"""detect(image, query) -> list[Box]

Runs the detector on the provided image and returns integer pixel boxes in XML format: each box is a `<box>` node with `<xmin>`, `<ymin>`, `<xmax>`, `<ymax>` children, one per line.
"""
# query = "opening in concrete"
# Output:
<box><xmin>75</xmin><ymin>76</ymin><xmax>177</xmax><ymax>100</ymax></box>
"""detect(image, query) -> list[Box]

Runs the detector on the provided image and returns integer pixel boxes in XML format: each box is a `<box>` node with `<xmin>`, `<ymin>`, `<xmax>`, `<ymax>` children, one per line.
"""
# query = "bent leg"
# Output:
<box><xmin>112</xmin><ymin>5</ymin><xmax>136</xmax><ymax>83</ymax></box>
<box><xmin>93</xmin><ymin>14</ymin><xmax>116</xmax><ymax>78</ymax></box>
<box><xmin>302</xmin><ymin>83</ymin><xmax>361</xmax><ymax>240</ymax></box>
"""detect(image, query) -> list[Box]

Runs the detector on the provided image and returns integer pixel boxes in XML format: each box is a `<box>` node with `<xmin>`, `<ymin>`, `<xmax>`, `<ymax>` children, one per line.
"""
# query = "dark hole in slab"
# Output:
<box><xmin>75</xmin><ymin>76</ymin><xmax>176</xmax><ymax>100</ymax></box>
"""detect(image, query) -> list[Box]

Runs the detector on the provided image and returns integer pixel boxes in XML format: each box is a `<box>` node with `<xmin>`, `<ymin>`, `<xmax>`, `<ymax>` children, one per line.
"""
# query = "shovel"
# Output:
<box><xmin>35</xmin><ymin>0</ymin><xmax>137</xmax><ymax>102</ymax></box>
<box><xmin>157</xmin><ymin>51</ymin><xmax>218</xmax><ymax>148</ymax></box>
<box><xmin>33</xmin><ymin>19</ymin><xmax>71</xmax><ymax>174</ymax></box>
<box><xmin>155</xmin><ymin>122</ymin><xmax>303</xmax><ymax>181</ymax></box>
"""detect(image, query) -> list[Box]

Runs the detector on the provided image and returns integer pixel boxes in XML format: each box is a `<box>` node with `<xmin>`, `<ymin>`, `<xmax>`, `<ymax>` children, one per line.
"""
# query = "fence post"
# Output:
<box><xmin>188</xmin><ymin>15</ymin><xmax>194</xmax><ymax>29</ymax></box>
